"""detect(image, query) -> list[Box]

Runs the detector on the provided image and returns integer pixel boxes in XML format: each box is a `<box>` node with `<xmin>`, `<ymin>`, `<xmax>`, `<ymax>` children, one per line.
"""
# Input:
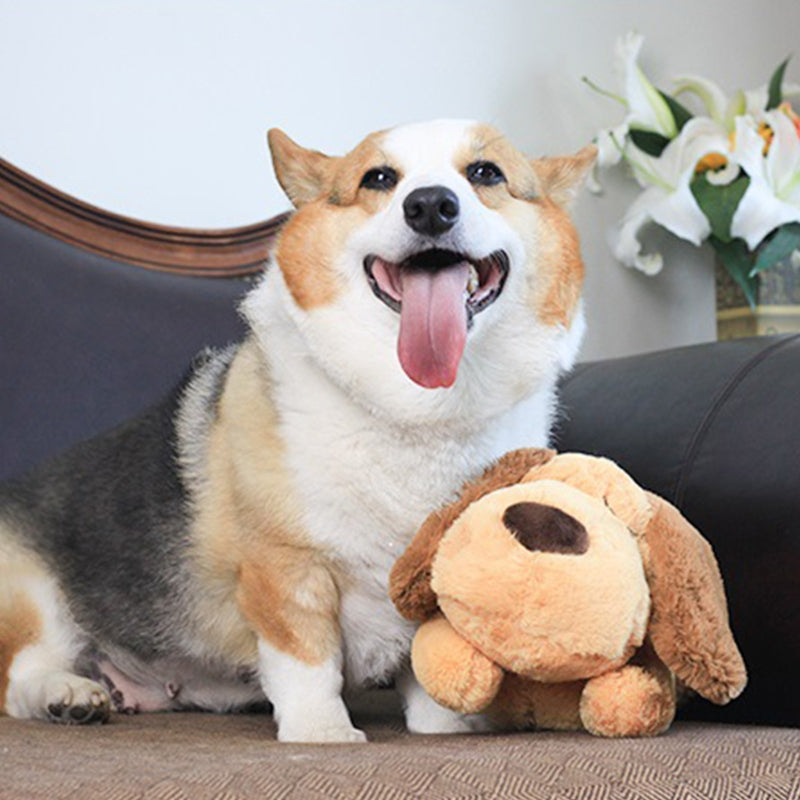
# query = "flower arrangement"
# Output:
<box><xmin>588</xmin><ymin>33</ymin><xmax>800</xmax><ymax>307</ymax></box>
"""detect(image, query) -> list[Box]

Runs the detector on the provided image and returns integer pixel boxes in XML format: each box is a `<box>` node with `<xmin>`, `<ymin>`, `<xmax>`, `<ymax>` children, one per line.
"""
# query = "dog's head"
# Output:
<box><xmin>252</xmin><ymin>120</ymin><xmax>595</xmax><ymax>425</ymax></box>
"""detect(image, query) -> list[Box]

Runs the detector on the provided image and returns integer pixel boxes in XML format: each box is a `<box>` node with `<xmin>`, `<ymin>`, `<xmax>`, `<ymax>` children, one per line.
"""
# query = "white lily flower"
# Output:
<box><xmin>594</xmin><ymin>122</ymin><xmax>628</xmax><ymax>169</ymax></box>
<box><xmin>592</xmin><ymin>35</ymin><xmax>800</xmax><ymax>276</ymax></box>
<box><xmin>674</xmin><ymin>74</ymin><xmax>800</xmax><ymax>129</ymax></box>
<box><xmin>612</xmin><ymin>117</ymin><xmax>732</xmax><ymax>272</ymax></box>
<box><xmin>592</xmin><ymin>32</ymin><xmax>678</xmax><ymax>174</ymax></box>
<box><xmin>617</xmin><ymin>32</ymin><xmax>677</xmax><ymax>138</ymax></box>
<box><xmin>730</xmin><ymin>110</ymin><xmax>800</xmax><ymax>249</ymax></box>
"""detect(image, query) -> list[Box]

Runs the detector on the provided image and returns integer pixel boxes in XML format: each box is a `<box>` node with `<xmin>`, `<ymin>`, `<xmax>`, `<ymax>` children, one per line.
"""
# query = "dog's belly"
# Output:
<box><xmin>85</xmin><ymin>651</ymin><xmax>265</xmax><ymax>714</ymax></box>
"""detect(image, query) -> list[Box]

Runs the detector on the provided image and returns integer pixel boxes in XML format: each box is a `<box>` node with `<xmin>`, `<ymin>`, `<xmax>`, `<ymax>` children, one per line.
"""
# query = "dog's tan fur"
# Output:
<box><xmin>181</xmin><ymin>342</ymin><xmax>328</xmax><ymax>667</ymax></box>
<box><xmin>0</xmin><ymin>589</ymin><xmax>41</xmax><ymax>710</ymax></box>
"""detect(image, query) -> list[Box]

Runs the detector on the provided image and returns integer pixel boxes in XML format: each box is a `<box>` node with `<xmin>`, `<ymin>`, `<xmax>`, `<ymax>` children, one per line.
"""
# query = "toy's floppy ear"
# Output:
<box><xmin>389</xmin><ymin>448</ymin><xmax>555</xmax><ymax>621</ymax></box>
<box><xmin>640</xmin><ymin>492</ymin><xmax>747</xmax><ymax>704</ymax></box>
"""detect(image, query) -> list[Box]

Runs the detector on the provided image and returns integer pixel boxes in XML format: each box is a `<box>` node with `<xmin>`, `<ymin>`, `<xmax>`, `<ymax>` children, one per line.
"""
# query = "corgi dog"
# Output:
<box><xmin>0</xmin><ymin>120</ymin><xmax>595</xmax><ymax>742</ymax></box>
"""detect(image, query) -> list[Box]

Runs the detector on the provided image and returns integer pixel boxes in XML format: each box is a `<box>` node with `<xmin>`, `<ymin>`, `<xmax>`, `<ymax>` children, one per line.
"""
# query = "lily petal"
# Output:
<box><xmin>610</xmin><ymin>178</ymin><xmax>709</xmax><ymax>274</ymax></box>
<box><xmin>730</xmin><ymin>179</ymin><xmax>800</xmax><ymax>249</ymax></box>
<box><xmin>649</xmin><ymin>181</ymin><xmax>711</xmax><ymax>245</ymax></box>
<box><xmin>729</xmin><ymin>111</ymin><xmax>800</xmax><ymax>248</ymax></box>
<box><xmin>744</xmin><ymin>86</ymin><xmax>769</xmax><ymax>115</ymax></box>
<box><xmin>595</xmin><ymin>122</ymin><xmax>629</xmax><ymax>168</ymax></box>
<box><xmin>617</xmin><ymin>31</ymin><xmax>677</xmax><ymax>137</ymax></box>
<box><xmin>705</xmin><ymin>161</ymin><xmax>742</xmax><ymax>186</ymax></box>
<box><xmin>627</xmin><ymin>116</ymin><xmax>730</xmax><ymax>188</ymax></box>
<box><xmin>766</xmin><ymin>110</ymin><xmax>800</xmax><ymax>203</ymax></box>
<box><xmin>611</xmin><ymin>198</ymin><xmax>664</xmax><ymax>275</ymax></box>
<box><xmin>731</xmin><ymin>115</ymin><xmax>769</xmax><ymax>178</ymax></box>
<box><xmin>673</xmin><ymin>74</ymin><xmax>729</xmax><ymax>124</ymax></box>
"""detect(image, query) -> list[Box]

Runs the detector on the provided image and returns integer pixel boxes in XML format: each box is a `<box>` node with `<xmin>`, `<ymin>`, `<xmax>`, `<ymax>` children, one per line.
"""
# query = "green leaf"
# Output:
<box><xmin>659</xmin><ymin>90</ymin><xmax>694</xmax><ymax>131</ymax></box>
<box><xmin>751</xmin><ymin>222</ymin><xmax>800</xmax><ymax>275</ymax></box>
<box><xmin>690</xmin><ymin>173</ymin><xmax>751</xmax><ymax>242</ymax></box>
<box><xmin>767</xmin><ymin>57</ymin><xmax>790</xmax><ymax>110</ymax></box>
<box><xmin>711</xmin><ymin>236</ymin><xmax>758</xmax><ymax>308</ymax></box>
<box><xmin>629</xmin><ymin>128</ymin><xmax>671</xmax><ymax>157</ymax></box>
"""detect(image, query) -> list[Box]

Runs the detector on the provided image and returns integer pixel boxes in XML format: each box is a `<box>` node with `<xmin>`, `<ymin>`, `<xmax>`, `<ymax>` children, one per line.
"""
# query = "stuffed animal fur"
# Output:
<box><xmin>389</xmin><ymin>450</ymin><xmax>747</xmax><ymax>737</ymax></box>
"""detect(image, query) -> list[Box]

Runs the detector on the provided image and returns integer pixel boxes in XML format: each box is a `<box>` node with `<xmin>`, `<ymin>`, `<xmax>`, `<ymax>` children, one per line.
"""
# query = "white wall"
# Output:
<box><xmin>2</xmin><ymin>0</ymin><xmax>798</xmax><ymax>360</ymax></box>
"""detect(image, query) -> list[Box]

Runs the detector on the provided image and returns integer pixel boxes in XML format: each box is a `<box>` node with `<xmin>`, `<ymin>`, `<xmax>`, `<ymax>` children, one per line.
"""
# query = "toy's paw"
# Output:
<box><xmin>412</xmin><ymin>615</ymin><xmax>503</xmax><ymax>714</ymax></box>
<box><xmin>580</xmin><ymin>664</ymin><xmax>675</xmax><ymax>737</ymax></box>
<box><xmin>45</xmin><ymin>675</ymin><xmax>111</xmax><ymax>725</ymax></box>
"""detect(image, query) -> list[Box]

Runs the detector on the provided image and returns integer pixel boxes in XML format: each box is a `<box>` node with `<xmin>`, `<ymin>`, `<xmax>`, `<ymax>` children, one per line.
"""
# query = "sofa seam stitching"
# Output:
<box><xmin>672</xmin><ymin>333</ymin><xmax>800</xmax><ymax>507</ymax></box>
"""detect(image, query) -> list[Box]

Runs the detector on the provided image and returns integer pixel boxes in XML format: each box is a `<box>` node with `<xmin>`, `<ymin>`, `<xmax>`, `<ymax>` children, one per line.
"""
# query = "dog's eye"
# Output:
<box><xmin>360</xmin><ymin>167</ymin><xmax>398</xmax><ymax>191</ymax></box>
<box><xmin>466</xmin><ymin>161</ymin><xmax>506</xmax><ymax>187</ymax></box>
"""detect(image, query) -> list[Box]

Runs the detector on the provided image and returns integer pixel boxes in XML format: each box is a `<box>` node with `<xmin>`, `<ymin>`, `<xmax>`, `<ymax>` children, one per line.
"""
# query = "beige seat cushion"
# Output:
<box><xmin>1</xmin><ymin>694</ymin><xmax>798</xmax><ymax>799</ymax></box>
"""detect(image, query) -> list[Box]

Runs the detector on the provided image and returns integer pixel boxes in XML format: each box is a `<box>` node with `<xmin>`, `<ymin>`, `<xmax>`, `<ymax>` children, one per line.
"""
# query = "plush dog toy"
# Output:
<box><xmin>389</xmin><ymin>449</ymin><xmax>747</xmax><ymax>737</ymax></box>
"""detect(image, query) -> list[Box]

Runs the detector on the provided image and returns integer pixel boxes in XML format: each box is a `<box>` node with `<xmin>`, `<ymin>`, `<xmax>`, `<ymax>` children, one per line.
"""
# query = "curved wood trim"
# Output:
<box><xmin>0</xmin><ymin>157</ymin><xmax>290</xmax><ymax>277</ymax></box>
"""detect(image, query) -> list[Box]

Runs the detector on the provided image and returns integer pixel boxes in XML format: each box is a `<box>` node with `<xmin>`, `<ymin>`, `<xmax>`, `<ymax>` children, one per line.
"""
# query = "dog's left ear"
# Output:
<box><xmin>639</xmin><ymin>493</ymin><xmax>747</xmax><ymax>705</ymax></box>
<box><xmin>267</xmin><ymin>129</ymin><xmax>337</xmax><ymax>207</ymax></box>
<box><xmin>530</xmin><ymin>144</ymin><xmax>597</xmax><ymax>207</ymax></box>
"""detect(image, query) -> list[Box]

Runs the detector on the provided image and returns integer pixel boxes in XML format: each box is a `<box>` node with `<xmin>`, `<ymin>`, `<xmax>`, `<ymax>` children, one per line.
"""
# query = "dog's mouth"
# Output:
<box><xmin>364</xmin><ymin>249</ymin><xmax>509</xmax><ymax>389</ymax></box>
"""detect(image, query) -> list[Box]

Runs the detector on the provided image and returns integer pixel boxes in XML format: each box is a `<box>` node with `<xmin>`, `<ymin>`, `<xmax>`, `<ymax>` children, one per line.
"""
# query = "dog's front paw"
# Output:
<box><xmin>45</xmin><ymin>674</ymin><xmax>111</xmax><ymax>725</ymax></box>
<box><xmin>399</xmin><ymin>670</ymin><xmax>487</xmax><ymax>735</ymax></box>
<box><xmin>278</xmin><ymin>721</ymin><xmax>368</xmax><ymax>744</ymax></box>
<box><xmin>407</xmin><ymin>705</ymin><xmax>488</xmax><ymax>735</ymax></box>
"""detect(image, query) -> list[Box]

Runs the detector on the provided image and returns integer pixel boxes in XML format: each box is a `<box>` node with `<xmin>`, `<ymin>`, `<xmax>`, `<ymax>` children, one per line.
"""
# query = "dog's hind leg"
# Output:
<box><xmin>1</xmin><ymin>539</ymin><xmax>110</xmax><ymax>724</ymax></box>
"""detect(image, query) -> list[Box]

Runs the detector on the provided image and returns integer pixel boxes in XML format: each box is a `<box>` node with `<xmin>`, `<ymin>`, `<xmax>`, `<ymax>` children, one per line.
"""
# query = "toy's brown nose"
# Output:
<box><xmin>502</xmin><ymin>502</ymin><xmax>589</xmax><ymax>555</ymax></box>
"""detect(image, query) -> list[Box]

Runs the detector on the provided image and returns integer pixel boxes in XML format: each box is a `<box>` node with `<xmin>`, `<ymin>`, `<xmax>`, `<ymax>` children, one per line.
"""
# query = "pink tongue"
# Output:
<box><xmin>397</xmin><ymin>264</ymin><xmax>469</xmax><ymax>388</ymax></box>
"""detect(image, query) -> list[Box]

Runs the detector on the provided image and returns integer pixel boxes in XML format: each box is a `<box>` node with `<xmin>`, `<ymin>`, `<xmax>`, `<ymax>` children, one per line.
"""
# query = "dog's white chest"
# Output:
<box><xmin>259</xmin><ymin>281</ymin><xmax>557</xmax><ymax>687</ymax></box>
<box><xmin>276</xmin><ymin>388</ymin><xmax>505</xmax><ymax>686</ymax></box>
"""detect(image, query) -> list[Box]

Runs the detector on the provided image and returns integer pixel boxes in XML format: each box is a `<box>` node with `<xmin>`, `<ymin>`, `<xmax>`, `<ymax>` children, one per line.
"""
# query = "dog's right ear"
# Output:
<box><xmin>267</xmin><ymin>129</ymin><xmax>337</xmax><ymax>207</ymax></box>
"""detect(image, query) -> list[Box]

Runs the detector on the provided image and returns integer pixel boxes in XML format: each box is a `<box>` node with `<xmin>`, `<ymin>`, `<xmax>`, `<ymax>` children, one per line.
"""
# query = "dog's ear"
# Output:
<box><xmin>530</xmin><ymin>144</ymin><xmax>597</xmax><ymax>208</ymax></box>
<box><xmin>267</xmin><ymin>129</ymin><xmax>337</xmax><ymax>207</ymax></box>
<box><xmin>639</xmin><ymin>492</ymin><xmax>747</xmax><ymax>705</ymax></box>
<box><xmin>389</xmin><ymin>448</ymin><xmax>555</xmax><ymax>621</ymax></box>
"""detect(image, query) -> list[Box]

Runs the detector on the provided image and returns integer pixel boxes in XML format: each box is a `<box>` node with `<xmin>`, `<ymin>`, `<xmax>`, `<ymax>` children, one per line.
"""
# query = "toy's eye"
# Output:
<box><xmin>360</xmin><ymin>166</ymin><xmax>399</xmax><ymax>191</ymax></box>
<box><xmin>466</xmin><ymin>161</ymin><xmax>506</xmax><ymax>187</ymax></box>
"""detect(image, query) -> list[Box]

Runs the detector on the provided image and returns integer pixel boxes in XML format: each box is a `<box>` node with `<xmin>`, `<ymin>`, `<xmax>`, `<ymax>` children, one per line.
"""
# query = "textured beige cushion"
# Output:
<box><xmin>1</xmin><ymin>695</ymin><xmax>798</xmax><ymax>799</ymax></box>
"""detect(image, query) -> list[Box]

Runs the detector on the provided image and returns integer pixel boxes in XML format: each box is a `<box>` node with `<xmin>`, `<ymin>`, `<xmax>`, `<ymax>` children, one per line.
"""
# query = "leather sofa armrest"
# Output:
<box><xmin>554</xmin><ymin>334</ymin><xmax>800</xmax><ymax>726</ymax></box>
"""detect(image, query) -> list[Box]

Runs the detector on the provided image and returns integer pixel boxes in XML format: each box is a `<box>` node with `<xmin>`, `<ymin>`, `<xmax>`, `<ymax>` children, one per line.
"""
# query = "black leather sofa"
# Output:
<box><xmin>555</xmin><ymin>333</ymin><xmax>800</xmax><ymax>728</ymax></box>
<box><xmin>2</xmin><ymin>159</ymin><xmax>798</xmax><ymax>799</ymax></box>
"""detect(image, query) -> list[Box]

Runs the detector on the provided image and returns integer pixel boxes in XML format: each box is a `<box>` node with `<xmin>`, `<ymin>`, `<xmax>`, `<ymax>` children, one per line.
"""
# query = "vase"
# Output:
<box><xmin>716</xmin><ymin>249</ymin><xmax>800</xmax><ymax>340</ymax></box>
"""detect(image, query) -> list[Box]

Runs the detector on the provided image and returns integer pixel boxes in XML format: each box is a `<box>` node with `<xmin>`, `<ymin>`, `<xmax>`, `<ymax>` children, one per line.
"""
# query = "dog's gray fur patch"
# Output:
<box><xmin>0</xmin><ymin>347</ymin><xmax>236</xmax><ymax>661</ymax></box>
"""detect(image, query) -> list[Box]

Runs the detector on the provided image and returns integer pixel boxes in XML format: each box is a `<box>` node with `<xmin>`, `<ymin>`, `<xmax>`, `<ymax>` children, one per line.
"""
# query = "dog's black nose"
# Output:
<box><xmin>403</xmin><ymin>186</ymin><xmax>460</xmax><ymax>236</ymax></box>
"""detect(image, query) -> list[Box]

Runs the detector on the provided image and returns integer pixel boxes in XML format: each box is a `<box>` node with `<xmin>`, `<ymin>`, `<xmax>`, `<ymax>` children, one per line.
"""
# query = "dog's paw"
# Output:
<box><xmin>45</xmin><ymin>675</ymin><xmax>111</xmax><ymax>725</ymax></box>
<box><xmin>399</xmin><ymin>671</ymin><xmax>489</xmax><ymax>735</ymax></box>
<box><xmin>278</xmin><ymin>722</ymin><xmax>368</xmax><ymax>744</ymax></box>
<box><xmin>408</xmin><ymin>711</ymin><xmax>487</xmax><ymax>735</ymax></box>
